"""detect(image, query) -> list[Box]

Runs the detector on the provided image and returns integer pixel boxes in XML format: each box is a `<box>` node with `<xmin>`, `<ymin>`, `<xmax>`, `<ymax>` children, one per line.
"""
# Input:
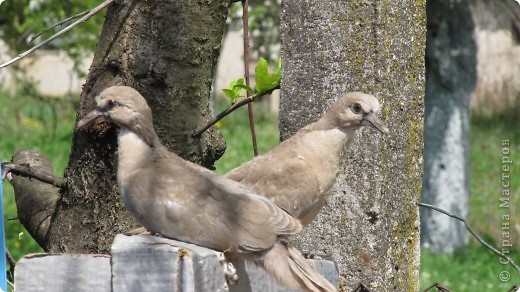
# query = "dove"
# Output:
<box><xmin>77</xmin><ymin>86</ymin><xmax>336</xmax><ymax>292</ymax></box>
<box><xmin>226</xmin><ymin>92</ymin><xmax>388</xmax><ymax>226</ymax></box>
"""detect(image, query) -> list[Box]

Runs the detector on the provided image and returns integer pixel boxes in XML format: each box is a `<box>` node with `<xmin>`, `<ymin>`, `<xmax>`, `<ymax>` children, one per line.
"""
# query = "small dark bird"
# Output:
<box><xmin>77</xmin><ymin>86</ymin><xmax>336</xmax><ymax>292</ymax></box>
<box><xmin>226</xmin><ymin>92</ymin><xmax>388</xmax><ymax>226</ymax></box>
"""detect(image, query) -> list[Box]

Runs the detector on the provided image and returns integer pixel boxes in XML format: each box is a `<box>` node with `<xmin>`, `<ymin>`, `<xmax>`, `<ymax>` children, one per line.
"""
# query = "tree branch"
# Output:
<box><xmin>422</xmin><ymin>282</ymin><xmax>450</xmax><ymax>292</ymax></box>
<box><xmin>418</xmin><ymin>202</ymin><xmax>520</xmax><ymax>277</ymax></box>
<box><xmin>193</xmin><ymin>87</ymin><xmax>279</xmax><ymax>137</ymax></box>
<box><xmin>2</xmin><ymin>162</ymin><xmax>66</xmax><ymax>188</ymax></box>
<box><xmin>242</xmin><ymin>0</ymin><xmax>258</xmax><ymax>157</ymax></box>
<box><xmin>5</xmin><ymin>150</ymin><xmax>60</xmax><ymax>250</ymax></box>
<box><xmin>0</xmin><ymin>0</ymin><xmax>114</xmax><ymax>69</ymax></box>
<box><xmin>29</xmin><ymin>10</ymin><xmax>90</xmax><ymax>43</ymax></box>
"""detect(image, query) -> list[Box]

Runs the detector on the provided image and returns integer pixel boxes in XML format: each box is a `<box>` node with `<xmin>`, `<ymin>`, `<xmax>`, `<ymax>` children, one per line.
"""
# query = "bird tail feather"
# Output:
<box><xmin>259</xmin><ymin>239</ymin><xmax>337</xmax><ymax>292</ymax></box>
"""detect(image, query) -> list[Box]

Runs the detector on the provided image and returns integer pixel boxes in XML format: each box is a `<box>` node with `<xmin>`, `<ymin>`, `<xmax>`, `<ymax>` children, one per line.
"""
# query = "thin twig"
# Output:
<box><xmin>242</xmin><ymin>0</ymin><xmax>258</xmax><ymax>156</ymax></box>
<box><xmin>418</xmin><ymin>202</ymin><xmax>520</xmax><ymax>277</ymax></box>
<box><xmin>0</xmin><ymin>0</ymin><xmax>114</xmax><ymax>69</ymax></box>
<box><xmin>422</xmin><ymin>282</ymin><xmax>450</xmax><ymax>292</ymax></box>
<box><xmin>29</xmin><ymin>10</ymin><xmax>90</xmax><ymax>43</ymax></box>
<box><xmin>193</xmin><ymin>87</ymin><xmax>278</xmax><ymax>136</ymax></box>
<box><xmin>195</xmin><ymin>97</ymin><xmax>253</xmax><ymax>136</ymax></box>
<box><xmin>1</xmin><ymin>162</ymin><xmax>67</xmax><ymax>188</ymax></box>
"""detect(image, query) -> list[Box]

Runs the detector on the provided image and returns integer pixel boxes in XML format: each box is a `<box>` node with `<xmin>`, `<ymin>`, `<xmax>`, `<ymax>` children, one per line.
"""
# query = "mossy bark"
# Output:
<box><xmin>280</xmin><ymin>1</ymin><xmax>425</xmax><ymax>290</ymax></box>
<box><xmin>11</xmin><ymin>0</ymin><xmax>228</xmax><ymax>253</ymax></box>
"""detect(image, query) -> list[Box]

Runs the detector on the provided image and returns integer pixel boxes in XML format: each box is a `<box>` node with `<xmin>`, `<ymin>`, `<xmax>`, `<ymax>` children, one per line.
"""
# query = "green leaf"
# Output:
<box><xmin>234</xmin><ymin>84</ymin><xmax>254</xmax><ymax>95</ymax></box>
<box><xmin>235</xmin><ymin>78</ymin><xmax>245</xmax><ymax>86</ymax></box>
<box><xmin>222</xmin><ymin>88</ymin><xmax>239</xmax><ymax>100</ymax></box>
<box><xmin>223</xmin><ymin>78</ymin><xmax>249</xmax><ymax>102</ymax></box>
<box><xmin>255</xmin><ymin>57</ymin><xmax>281</xmax><ymax>95</ymax></box>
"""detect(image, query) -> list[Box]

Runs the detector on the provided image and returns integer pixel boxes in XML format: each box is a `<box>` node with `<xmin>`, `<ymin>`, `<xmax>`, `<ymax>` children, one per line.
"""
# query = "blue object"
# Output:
<box><xmin>0</xmin><ymin>165</ymin><xmax>6</xmax><ymax>291</ymax></box>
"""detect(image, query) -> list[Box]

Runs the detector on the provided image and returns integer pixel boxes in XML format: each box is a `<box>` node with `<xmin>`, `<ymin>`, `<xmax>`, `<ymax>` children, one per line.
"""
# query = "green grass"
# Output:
<box><xmin>1</xmin><ymin>90</ymin><xmax>518</xmax><ymax>289</ymax></box>
<box><xmin>420</xmin><ymin>245</ymin><xmax>519</xmax><ymax>291</ymax></box>
<box><xmin>469</xmin><ymin>112</ymin><xmax>520</xmax><ymax>246</ymax></box>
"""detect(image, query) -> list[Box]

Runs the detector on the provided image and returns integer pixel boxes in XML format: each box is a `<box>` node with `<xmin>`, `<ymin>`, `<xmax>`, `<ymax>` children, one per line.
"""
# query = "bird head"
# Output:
<box><xmin>326</xmin><ymin>92</ymin><xmax>389</xmax><ymax>135</ymax></box>
<box><xmin>77</xmin><ymin>86</ymin><xmax>158</xmax><ymax>146</ymax></box>
<box><xmin>77</xmin><ymin>86</ymin><xmax>153</xmax><ymax>131</ymax></box>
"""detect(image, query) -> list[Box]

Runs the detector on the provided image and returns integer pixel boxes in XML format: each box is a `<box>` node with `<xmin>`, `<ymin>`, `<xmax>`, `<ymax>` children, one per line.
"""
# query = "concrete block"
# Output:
<box><xmin>14</xmin><ymin>234</ymin><xmax>339</xmax><ymax>292</ymax></box>
<box><xmin>14</xmin><ymin>253</ymin><xmax>111</xmax><ymax>292</ymax></box>
<box><xmin>111</xmin><ymin>234</ymin><xmax>229</xmax><ymax>292</ymax></box>
<box><xmin>113</xmin><ymin>234</ymin><xmax>339</xmax><ymax>292</ymax></box>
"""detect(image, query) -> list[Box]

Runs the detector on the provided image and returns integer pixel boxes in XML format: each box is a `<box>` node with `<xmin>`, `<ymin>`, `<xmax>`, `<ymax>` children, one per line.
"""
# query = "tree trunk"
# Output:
<box><xmin>280</xmin><ymin>1</ymin><xmax>425</xmax><ymax>290</ymax></box>
<box><xmin>420</xmin><ymin>0</ymin><xmax>476</xmax><ymax>253</ymax></box>
<box><xmin>11</xmin><ymin>0</ymin><xmax>228</xmax><ymax>254</ymax></box>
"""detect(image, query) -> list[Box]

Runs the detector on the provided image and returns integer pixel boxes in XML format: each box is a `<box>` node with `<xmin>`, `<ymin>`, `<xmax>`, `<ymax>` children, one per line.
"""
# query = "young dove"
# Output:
<box><xmin>226</xmin><ymin>92</ymin><xmax>388</xmax><ymax>226</ymax></box>
<box><xmin>77</xmin><ymin>86</ymin><xmax>336</xmax><ymax>292</ymax></box>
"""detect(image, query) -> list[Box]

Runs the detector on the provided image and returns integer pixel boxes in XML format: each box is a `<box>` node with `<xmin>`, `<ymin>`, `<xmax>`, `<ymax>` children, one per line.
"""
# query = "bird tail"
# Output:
<box><xmin>258</xmin><ymin>239</ymin><xmax>337</xmax><ymax>292</ymax></box>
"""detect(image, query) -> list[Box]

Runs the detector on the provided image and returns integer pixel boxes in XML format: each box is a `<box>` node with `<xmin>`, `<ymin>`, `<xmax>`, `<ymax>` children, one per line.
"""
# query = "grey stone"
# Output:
<box><xmin>14</xmin><ymin>234</ymin><xmax>339</xmax><ymax>291</ymax></box>
<box><xmin>14</xmin><ymin>253</ymin><xmax>111</xmax><ymax>292</ymax></box>
<box><xmin>111</xmin><ymin>234</ymin><xmax>229</xmax><ymax>292</ymax></box>
<box><xmin>111</xmin><ymin>234</ymin><xmax>338</xmax><ymax>291</ymax></box>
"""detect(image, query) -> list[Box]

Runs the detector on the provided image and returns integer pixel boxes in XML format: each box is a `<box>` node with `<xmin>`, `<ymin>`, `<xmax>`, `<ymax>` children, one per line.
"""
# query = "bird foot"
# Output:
<box><xmin>218</xmin><ymin>252</ymin><xmax>239</xmax><ymax>286</ymax></box>
<box><xmin>123</xmin><ymin>226</ymin><xmax>149</xmax><ymax>236</ymax></box>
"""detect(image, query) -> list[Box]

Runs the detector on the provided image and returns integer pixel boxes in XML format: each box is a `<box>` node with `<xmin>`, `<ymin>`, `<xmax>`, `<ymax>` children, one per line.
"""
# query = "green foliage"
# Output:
<box><xmin>222</xmin><ymin>58</ymin><xmax>281</xmax><ymax>104</ymax></box>
<box><xmin>222</xmin><ymin>78</ymin><xmax>253</xmax><ymax>104</ymax></box>
<box><xmin>0</xmin><ymin>0</ymin><xmax>104</xmax><ymax>70</ymax></box>
<box><xmin>254</xmin><ymin>57</ymin><xmax>281</xmax><ymax>96</ymax></box>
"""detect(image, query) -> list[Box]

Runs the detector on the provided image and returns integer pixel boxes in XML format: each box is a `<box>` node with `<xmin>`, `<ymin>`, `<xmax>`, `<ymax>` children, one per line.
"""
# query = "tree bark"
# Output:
<box><xmin>12</xmin><ymin>0</ymin><xmax>228</xmax><ymax>254</ymax></box>
<box><xmin>280</xmin><ymin>1</ymin><xmax>425</xmax><ymax>290</ymax></box>
<box><xmin>9</xmin><ymin>150</ymin><xmax>59</xmax><ymax>248</ymax></box>
<box><xmin>420</xmin><ymin>0</ymin><xmax>476</xmax><ymax>253</ymax></box>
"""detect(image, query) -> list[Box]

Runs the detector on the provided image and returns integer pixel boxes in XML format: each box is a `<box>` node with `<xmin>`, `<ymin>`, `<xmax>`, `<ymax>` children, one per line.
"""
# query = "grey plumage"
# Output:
<box><xmin>77</xmin><ymin>86</ymin><xmax>336</xmax><ymax>292</ymax></box>
<box><xmin>226</xmin><ymin>92</ymin><xmax>388</xmax><ymax>226</ymax></box>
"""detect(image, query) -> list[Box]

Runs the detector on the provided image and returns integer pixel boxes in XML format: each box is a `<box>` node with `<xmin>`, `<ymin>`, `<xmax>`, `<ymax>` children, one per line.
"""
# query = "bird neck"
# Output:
<box><xmin>299</xmin><ymin>126</ymin><xmax>352</xmax><ymax>157</ymax></box>
<box><xmin>116</xmin><ymin>127</ymin><xmax>160</xmax><ymax>183</ymax></box>
<box><xmin>308</xmin><ymin>112</ymin><xmax>338</xmax><ymax>131</ymax></box>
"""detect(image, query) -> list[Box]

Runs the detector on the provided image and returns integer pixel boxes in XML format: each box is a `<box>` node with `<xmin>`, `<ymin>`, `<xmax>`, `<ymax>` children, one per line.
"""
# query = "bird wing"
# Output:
<box><xmin>122</xmin><ymin>153</ymin><xmax>301</xmax><ymax>254</ymax></box>
<box><xmin>226</xmin><ymin>139</ymin><xmax>322</xmax><ymax>221</ymax></box>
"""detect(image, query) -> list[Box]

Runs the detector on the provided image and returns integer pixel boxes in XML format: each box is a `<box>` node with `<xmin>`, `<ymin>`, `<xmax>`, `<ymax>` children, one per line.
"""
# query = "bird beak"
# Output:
<box><xmin>76</xmin><ymin>109</ymin><xmax>106</xmax><ymax>130</ymax></box>
<box><xmin>363</xmin><ymin>113</ymin><xmax>389</xmax><ymax>135</ymax></box>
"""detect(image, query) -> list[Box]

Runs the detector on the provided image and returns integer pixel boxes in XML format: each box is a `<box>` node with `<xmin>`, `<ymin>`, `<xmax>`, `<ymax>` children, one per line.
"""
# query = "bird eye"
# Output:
<box><xmin>106</xmin><ymin>99</ymin><xmax>118</xmax><ymax>110</ymax></box>
<box><xmin>351</xmin><ymin>103</ymin><xmax>363</xmax><ymax>114</ymax></box>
